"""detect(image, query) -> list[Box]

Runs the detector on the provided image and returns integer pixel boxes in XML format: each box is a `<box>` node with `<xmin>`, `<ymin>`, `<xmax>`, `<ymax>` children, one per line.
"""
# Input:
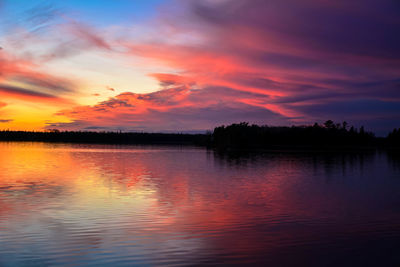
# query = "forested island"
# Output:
<box><xmin>0</xmin><ymin>120</ymin><xmax>399</xmax><ymax>150</ymax></box>
<box><xmin>213</xmin><ymin>121</ymin><xmax>391</xmax><ymax>150</ymax></box>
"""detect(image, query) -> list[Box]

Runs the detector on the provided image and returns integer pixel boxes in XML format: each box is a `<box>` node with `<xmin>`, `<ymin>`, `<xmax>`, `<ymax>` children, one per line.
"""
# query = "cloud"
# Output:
<box><xmin>0</xmin><ymin>83</ymin><xmax>71</xmax><ymax>103</ymax></box>
<box><xmin>2</xmin><ymin>0</ymin><xmax>399</xmax><ymax>133</ymax></box>
<box><xmin>0</xmin><ymin>48</ymin><xmax>75</xmax><ymax>103</ymax></box>
<box><xmin>65</xmin><ymin>21</ymin><xmax>111</xmax><ymax>51</ymax></box>
<box><xmin>149</xmin><ymin>73</ymin><xmax>196</xmax><ymax>89</ymax></box>
<box><xmin>39</xmin><ymin>21</ymin><xmax>112</xmax><ymax>61</ymax></box>
<box><xmin>0</xmin><ymin>119</ymin><xmax>13</xmax><ymax>123</ymax></box>
<box><xmin>9</xmin><ymin>75</ymin><xmax>74</xmax><ymax>93</ymax></box>
<box><xmin>117</xmin><ymin>0</ymin><xmax>399</xmax><ymax>131</ymax></box>
<box><xmin>51</xmin><ymin>83</ymin><xmax>287</xmax><ymax>131</ymax></box>
<box><xmin>1</xmin><ymin>1</ymin><xmax>111</xmax><ymax>61</ymax></box>
<box><xmin>50</xmin><ymin>0</ymin><xmax>400</xmax><ymax>132</ymax></box>
<box><xmin>0</xmin><ymin>7</ymin><xmax>111</xmax><ymax>105</ymax></box>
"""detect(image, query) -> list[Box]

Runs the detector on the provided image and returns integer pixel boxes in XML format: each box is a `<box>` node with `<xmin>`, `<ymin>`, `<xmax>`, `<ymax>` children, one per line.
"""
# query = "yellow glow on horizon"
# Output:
<box><xmin>0</xmin><ymin>34</ymin><xmax>177</xmax><ymax>131</ymax></box>
<box><xmin>0</xmin><ymin>100</ymin><xmax>73</xmax><ymax>131</ymax></box>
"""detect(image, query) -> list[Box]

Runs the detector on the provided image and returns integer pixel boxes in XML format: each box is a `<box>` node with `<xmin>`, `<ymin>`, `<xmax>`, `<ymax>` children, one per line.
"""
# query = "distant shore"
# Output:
<box><xmin>0</xmin><ymin>130</ymin><xmax>209</xmax><ymax>146</ymax></box>
<box><xmin>1</xmin><ymin>121</ymin><xmax>399</xmax><ymax>151</ymax></box>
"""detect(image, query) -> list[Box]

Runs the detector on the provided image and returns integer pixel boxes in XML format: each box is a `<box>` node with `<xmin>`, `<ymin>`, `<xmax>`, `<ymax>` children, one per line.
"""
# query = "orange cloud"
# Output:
<box><xmin>0</xmin><ymin>49</ymin><xmax>75</xmax><ymax>104</ymax></box>
<box><xmin>50</xmin><ymin>78</ymin><xmax>287</xmax><ymax>131</ymax></box>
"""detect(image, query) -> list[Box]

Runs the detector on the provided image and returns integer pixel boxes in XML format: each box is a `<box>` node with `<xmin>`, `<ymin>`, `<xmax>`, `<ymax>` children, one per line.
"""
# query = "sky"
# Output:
<box><xmin>0</xmin><ymin>0</ymin><xmax>399</xmax><ymax>135</ymax></box>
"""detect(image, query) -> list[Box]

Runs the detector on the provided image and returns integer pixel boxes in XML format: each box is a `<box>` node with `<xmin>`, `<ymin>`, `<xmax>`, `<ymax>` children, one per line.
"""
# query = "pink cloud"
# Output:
<box><xmin>40</xmin><ymin>21</ymin><xmax>112</xmax><ymax>61</ymax></box>
<box><xmin>51</xmin><ymin>79</ymin><xmax>287</xmax><ymax>131</ymax></box>
<box><xmin>10</xmin><ymin>0</ymin><xmax>399</xmax><ymax>133</ymax></box>
<box><xmin>66</xmin><ymin>21</ymin><xmax>111</xmax><ymax>50</ymax></box>
<box><xmin>0</xmin><ymin>49</ymin><xmax>75</xmax><ymax>103</ymax></box>
<box><xmin>120</xmin><ymin>0</ymin><xmax>400</xmax><ymax>131</ymax></box>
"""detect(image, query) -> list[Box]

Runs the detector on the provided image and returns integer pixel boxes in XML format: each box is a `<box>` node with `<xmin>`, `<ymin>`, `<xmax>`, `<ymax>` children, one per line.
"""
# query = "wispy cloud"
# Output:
<box><xmin>0</xmin><ymin>49</ymin><xmax>75</xmax><ymax>103</ymax></box>
<box><xmin>2</xmin><ymin>0</ymin><xmax>399</xmax><ymax>133</ymax></box>
<box><xmin>0</xmin><ymin>2</ymin><xmax>111</xmax><ymax>102</ymax></box>
<box><xmin>0</xmin><ymin>83</ymin><xmax>70</xmax><ymax>102</ymax></box>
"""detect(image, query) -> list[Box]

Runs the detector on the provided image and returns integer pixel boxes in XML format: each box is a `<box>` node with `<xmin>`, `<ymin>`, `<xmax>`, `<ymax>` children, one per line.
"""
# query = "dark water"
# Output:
<box><xmin>0</xmin><ymin>142</ymin><xmax>399</xmax><ymax>266</ymax></box>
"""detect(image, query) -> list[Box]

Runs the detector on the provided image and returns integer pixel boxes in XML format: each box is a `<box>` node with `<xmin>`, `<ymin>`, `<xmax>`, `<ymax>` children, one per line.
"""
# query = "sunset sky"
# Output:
<box><xmin>0</xmin><ymin>0</ymin><xmax>399</xmax><ymax>134</ymax></box>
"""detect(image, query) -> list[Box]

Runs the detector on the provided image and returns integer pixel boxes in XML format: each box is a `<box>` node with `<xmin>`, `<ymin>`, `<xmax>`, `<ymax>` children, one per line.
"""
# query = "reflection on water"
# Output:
<box><xmin>0</xmin><ymin>142</ymin><xmax>399</xmax><ymax>266</ymax></box>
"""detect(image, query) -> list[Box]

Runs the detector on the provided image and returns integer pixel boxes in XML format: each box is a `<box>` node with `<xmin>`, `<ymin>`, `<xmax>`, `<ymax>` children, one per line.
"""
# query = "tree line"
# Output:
<box><xmin>212</xmin><ymin>121</ymin><xmax>398</xmax><ymax>150</ymax></box>
<box><xmin>0</xmin><ymin>130</ymin><xmax>209</xmax><ymax>146</ymax></box>
<box><xmin>0</xmin><ymin>120</ymin><xmax>399</xmax><ymax>149</ymax></box>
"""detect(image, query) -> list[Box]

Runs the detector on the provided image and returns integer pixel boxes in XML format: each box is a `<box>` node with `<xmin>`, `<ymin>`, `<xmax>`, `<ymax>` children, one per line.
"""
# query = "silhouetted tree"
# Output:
<box><xmin>360</xmin><ymin>126</ymin><xmax>365</xmax><ymax>135</ymax></box>
<box><xmin>387</xmin><ymin>128</ymin><xmax>400</xmax><ymax>147</ymax></box>
<box><xmin>324</xmin><ymin>120</ymin><xmax>334</xmax><ymax>129</ymax></box>
<box><xmin>342</xmin><ymin>121</ymin><xmax>348</xmax><ymax>130</ymax></box>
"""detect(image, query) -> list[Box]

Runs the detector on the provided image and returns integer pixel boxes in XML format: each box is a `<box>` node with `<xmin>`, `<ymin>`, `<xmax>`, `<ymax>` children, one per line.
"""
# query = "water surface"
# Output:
<box><xmin>0</xmin><ymin>142</ymin><xmax>399</xmax><ymax>266</ymax></box>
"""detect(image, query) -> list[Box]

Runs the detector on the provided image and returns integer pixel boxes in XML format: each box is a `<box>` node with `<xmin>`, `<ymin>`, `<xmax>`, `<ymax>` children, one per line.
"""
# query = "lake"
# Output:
<box><xmin>0</xmin><ymin>142</ymin><xmax>399</xmax><ymax>266</ymax></box>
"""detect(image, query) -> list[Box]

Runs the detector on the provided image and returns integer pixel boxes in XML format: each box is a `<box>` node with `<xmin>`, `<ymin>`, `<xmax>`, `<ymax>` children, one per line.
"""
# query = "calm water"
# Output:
<box><xmin>0</xmin><ymin>142</ymin><xmax>399</xmax><ymax>266</ymax></box>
